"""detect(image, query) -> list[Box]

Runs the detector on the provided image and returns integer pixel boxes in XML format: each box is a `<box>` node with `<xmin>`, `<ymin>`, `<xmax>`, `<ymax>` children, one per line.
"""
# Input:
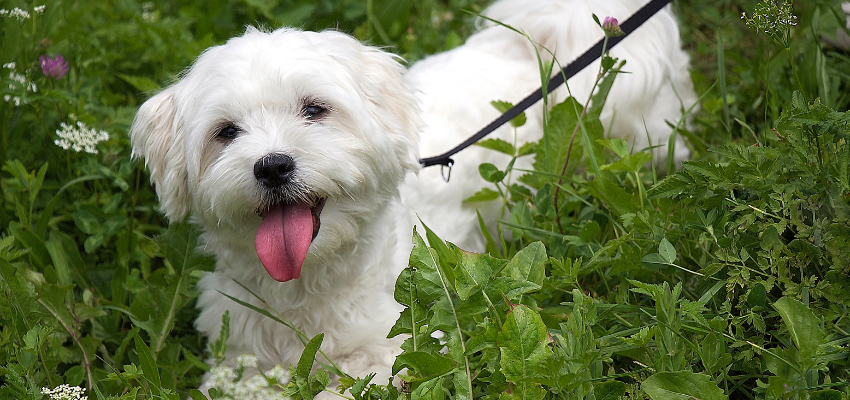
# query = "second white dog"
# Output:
<box><xmin>130</xmin><ymin>0</ymin><xmax>696</xmax><ymax>392</ymax></box>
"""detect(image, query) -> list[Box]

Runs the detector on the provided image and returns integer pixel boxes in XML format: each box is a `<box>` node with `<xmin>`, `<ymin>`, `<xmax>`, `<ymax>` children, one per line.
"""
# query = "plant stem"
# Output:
<box><xmin>552</xmin><ymin>38</ymin><xmax>609</xmax><ymax>233</ymax></box>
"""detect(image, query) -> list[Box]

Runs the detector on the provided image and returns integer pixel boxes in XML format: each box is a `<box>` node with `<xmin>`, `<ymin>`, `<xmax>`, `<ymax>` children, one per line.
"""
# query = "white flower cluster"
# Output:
<box><xmin>41</xmin><ymin>384</ymin><xmax>87</xmax><ymax>400</ymax></box>
<box><xmin>34</xmin><ymin>5</ymin><xmax>46</xmax><ymax>14</ymax></box>
<box><xmin>0</xmin><ymin>7</ymin><xmax>31</xmax><ymax>21</ymax></box>
<box><xmin>8</xmin><ymin>71</ymin><xmax>37</xmax><ymax>92</ymax></box>
<box><xmin>3</xmin><ymin>62</ymin><xmax>35</xmax><ymax>107</ymax></box>
<box><xmin>206</xmin><ymin>354</ymin><xmax>291</xmax><ymax>400</ymax></box>
<box><xmin>55</xmin><ymin>121</ymin><xmax>110</xmax><ymax>154</ymax></box>
<box><xmin>141</xmin><ymin>2</ymin><xmax>156</xmax><ymax>22</ymax></box>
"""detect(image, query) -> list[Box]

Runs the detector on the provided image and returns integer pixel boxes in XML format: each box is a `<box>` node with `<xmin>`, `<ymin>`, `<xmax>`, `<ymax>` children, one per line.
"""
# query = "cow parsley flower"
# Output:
<box><xmin>235</xmin><ymin>353</ymin><xmax>259</xmax><ymax>368</ymax></box>
<box><xmin>0</xmin><ymin>7</ymin><xmax>31</xmax><ymax>21</ymax></box>
<box><xmin>206</xmin><ymin>354</ymin><xmax>291</xmax><ymax>400</ymax></box>
<box><xmin>55</xmin><ymin>121</ymin><xmax>110</xmax><ymax>154</ymax></box>
<box><xmin>41</xmin><ymin>384</ymin><xmax>87</xmax><ymax>400</ymax></box>
<box><xmin>34</xmin><ymin>5</ymin><xmax>46</xmax><ymax>14</ymax></box>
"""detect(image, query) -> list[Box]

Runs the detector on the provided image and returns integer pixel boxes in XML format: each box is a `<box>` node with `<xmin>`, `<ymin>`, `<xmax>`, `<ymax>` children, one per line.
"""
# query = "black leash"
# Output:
<box><xmin>418</xmin><ymin>0</ymin><xmax>674</xmax><ymax>169</ymax></box>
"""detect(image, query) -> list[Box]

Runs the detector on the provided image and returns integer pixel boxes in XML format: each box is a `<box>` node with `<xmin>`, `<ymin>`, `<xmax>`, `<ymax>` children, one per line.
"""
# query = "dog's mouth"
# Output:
<box><xmin>254</xmin><ymin>197</ymin><xmax>326</xmax><ymax>282</ymax></box>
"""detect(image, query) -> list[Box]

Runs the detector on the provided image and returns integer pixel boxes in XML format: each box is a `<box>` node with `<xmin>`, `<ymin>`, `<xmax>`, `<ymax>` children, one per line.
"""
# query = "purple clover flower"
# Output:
<box><xmin>602</xmin><ymin>16</ymin><xmax>624</xmax><ymax>37</ymax></box>
<box><xmin>40</xmin><ymin>54</ymin><xmax>68</xmax><ymax>79</ymax></box>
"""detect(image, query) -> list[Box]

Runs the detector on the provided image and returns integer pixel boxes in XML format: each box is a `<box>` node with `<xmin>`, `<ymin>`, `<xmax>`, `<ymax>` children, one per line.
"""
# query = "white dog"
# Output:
<box><xmin>130</xmin><ymin>0</ymin><xmax>695</xmax><ymax>392</ymax></box>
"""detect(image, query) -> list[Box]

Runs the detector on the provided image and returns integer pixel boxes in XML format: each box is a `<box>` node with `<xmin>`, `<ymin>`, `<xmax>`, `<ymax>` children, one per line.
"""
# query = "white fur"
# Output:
<box><xmin>130</xmin><ymin>0</ymin><xmax>696</xmax><ymax>392</ymax></box>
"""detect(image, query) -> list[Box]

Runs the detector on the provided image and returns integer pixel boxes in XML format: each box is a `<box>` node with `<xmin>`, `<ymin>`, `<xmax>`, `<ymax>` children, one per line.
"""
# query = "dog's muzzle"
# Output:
<box><xmin>252</xmin><ymin>153</ymin><xmax>326</xmax><ymax>282</ymax></box>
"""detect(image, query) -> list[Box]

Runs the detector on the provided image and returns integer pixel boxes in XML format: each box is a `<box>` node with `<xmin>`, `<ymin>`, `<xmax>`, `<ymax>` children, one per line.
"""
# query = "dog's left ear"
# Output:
<box><xmin>130</xmin><ymin>87</ymin><xmax>191</xmax><ymax>222</ymax></box>
<box><xmin>352</xmin><ymin>47</ymin><xmax>422</xmax><ymax>173</ymax></box>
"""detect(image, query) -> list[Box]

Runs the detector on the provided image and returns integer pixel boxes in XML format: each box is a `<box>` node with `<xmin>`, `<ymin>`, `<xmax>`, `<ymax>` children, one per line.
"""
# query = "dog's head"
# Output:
<box><xmin>130</xmin><ymin>28</ymin><xmax>420</xmax><ymax>282</ymax></box>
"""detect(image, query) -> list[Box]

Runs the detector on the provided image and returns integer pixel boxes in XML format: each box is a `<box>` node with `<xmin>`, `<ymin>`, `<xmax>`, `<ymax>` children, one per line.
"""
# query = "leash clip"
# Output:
<box><xmin>440</xmin><ymin>159</ymin><xmax>454</xmax><ymax>182</ymax></box>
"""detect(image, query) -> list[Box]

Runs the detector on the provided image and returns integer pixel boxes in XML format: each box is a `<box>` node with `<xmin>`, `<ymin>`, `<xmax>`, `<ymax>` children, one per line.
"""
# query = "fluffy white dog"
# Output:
<box><xmin>130</xmin><ymin>0</ymin><xmax>696</xmax><ymax>392</ymax></box>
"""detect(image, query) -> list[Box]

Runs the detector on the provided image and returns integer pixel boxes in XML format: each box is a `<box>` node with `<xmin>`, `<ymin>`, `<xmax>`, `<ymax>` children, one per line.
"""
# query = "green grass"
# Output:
<box><xmin>1</xmin><ymin>0</ymin><xmax>849</xmax><ymax>399</ymax></box>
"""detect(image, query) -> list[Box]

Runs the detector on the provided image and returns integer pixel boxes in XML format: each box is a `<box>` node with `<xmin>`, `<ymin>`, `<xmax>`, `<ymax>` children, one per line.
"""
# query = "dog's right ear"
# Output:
<box><xmin>130</xmin><ymin>87</ymin><xmax>190</xmax><ymax>222</ymax></box>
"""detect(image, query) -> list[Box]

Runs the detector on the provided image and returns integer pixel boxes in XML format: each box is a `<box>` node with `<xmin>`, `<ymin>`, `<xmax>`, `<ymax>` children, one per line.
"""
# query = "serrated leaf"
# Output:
<box><xmin>455</xmin><ymin>252</ymin><xmax>506</xmax><ymax>300</ymax></box>
<box><xmin>490</xmin><ymin>100</ymin><xmax>527</xmax><ymax>128</ymax></box>
<box><xmin>601</xmin><ymin>151</ymin><xmax>654</xmax><ymax>173</ymax></box>
<box><xmin>642</xmin><ymin>371</ymin><xmax>727</xmax><ymax>400</ymax></box>
<box><xmin>296</xmin><ymin>334</ymin><xmax>324</xmax><ymax>377</ymax></box>
<box><xmin>412</xmin><ymin>376</ymin><xmax>445</xmax><ymax>400</ymax></box>
<box><xmin>517</xmin><ymin>142</ymin><xmax>536</xmax><ymax>156</ymax></box>
<box><xmin>747</xmin><ymin>283</ymin><xmax>767</xmax><ymax>308</ymax></box>
<box><xmin>587</xmin><ymin>176</ymin><xmax>639</xmax><ymax>216</ymax></box>
<box><xmin>477</xmin><ymin>138</ymin><xmax>516</xmax><ymax>155</ymax></box>
<box><xmin>497</xmin><ymin>305</ymin><xmax>552</xmax><ymax>382</ymax></box>
<box><xmin>504</xmin><ymin>242</ymin><xmax>546</xmax><ymax>287</ymax></box>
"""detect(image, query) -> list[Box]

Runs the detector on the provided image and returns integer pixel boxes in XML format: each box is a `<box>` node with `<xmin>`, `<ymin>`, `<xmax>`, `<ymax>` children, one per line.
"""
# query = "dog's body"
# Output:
<box><xmin>130</xmin><ymin>0</ymin><xmax>696</xmax><ymax>391</ymax></box>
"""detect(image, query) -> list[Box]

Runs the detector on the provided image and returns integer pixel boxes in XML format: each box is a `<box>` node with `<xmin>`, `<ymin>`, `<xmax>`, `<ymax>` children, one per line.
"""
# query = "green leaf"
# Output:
<box><xmin>479</xmin><ymin>163</ymin><xmax>506</xmax><ymax>183</ymax></box>
<box><xmin>490</xmin><ymin>100</ymin><xmax>527</xmax><ymax>128</ymax></box>
<box><xmin>132</xmin><ymin>329</ymin><xmax>162</xmax><ymax>395</ymax></box>
<box><xmin>598</xmin><ymin>138</ymin><xmax>631</xmax><ymax>158</ymax></box>
<box><xmin>72</xmin><ymin>208</ymin><xmax>102</xmax><ymax>235</ymax></box>
<box><xmin>659</xmin><ymin>238</ymin><xmax>676</xmax><ymax>264</ymax></box>
<box><xmin>747</xmin><ymin>283</ymin><xmax>767</xmax><ymax>308</ymax></box>
<box><xmin>477</xmin><ymin>138</ymin><xmax>516</xmax><ymax>155</ymax></box>
<box><xmin>579</xmin><ymin>221</ymin><xmax>600</xmax><ymax>243</ymax></box>
<box><xmin>809</xmin><ymin>390</ymin><xmax>844</xmax><ymax>400</ymax></box>
<box><xmin>117</xmin><ymin>73</ymin><xmax>162</xmax><ymax>93</ymax></box>
<box><xmin>392</xmin><ymin>351</ymin><xmax>456</xmax><ymax>383</ymax></box>
<box><xmin>189</xmin><ymin>389</ymin><xmax>208</xmax><ymax>400</ymax></box>
<box><xmin>594</xmin><ymin>380</ymin><xmax>626</xmax><ymax>400</ymax></box>
<box><xmin>455</xmin><ymin>252</ymin><xmax>506</xmax><ymax>300</ymax></box>
<box><xmin>463</xmin><ymin>187</ymin><xmax>500</xmax><ymax>203</ymax></box>
<box><xmin>412</xmin><ymin>376</ymin><xmax>445</xmax><ymax>400</ymax></box>
<box><xmin>296</xmin><ymin>334</ymin><xmax>324</xmax><ymax>378</ymax></box>
<box><xmin>773</xmin><ymin>297</ymin><xmax>823</xmax><ymax>361</ymax></box>
<box><xmin>601</xmin><ymin>151</ymin><xmax>653</xmax><ymax>173</ymax></box>
<box><xmin>587</xmin><ymin>175</ymin><xmax>639</xmax><ymax>216</ymax></box>
<box><xmin>497</xmin><ymin>304</ymin><xmax>552</xmax><ymax>382</ymax></box>
<box><xmin>504</xmin><ymin>242</ymin><xmax>546</xmax><ymax>287</ymax></box>
<box><xmin>642</xmin><ymin>372</ymin><xmax>727</xmax><ymax>400</ymax></box>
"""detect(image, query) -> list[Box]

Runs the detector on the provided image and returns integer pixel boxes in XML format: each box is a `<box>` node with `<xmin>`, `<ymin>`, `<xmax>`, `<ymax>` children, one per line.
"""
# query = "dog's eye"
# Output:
<box><xmin>216</xmin><ymin>124</ymin><xmax>240</xmax><ymax>141</ymax></box>
<box><xmin>302</xmin><ymin>104</ymin><xmax>327</xmax><ymax>120</ymax></box>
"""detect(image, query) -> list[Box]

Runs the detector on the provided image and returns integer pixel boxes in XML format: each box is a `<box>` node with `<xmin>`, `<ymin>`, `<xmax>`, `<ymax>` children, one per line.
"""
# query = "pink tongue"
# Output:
<box><xmin>255</xmin><ymin>203</ymin><xmax>314</xmax><ymax>282</ymax></box>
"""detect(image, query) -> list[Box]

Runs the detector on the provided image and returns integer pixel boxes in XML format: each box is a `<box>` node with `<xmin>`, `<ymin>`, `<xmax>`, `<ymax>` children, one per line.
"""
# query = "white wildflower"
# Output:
<box><xmin>9</xmin><ymin>71</ymin><xmax>25</xmax><ymax>84</ymax></box>
<box><xmin>2</xmin><ymin>7</ymin><xmax>31</xmax><ymax>21</ymax></box>
<box><xmin>206</xmin><ymin>359</ymin><xmax>291</xmax><ymax>400</ymax></box>
<box><xmin>41</xmin><ymin>384</ymin><xmax>88</xmax><ymax>400</ymax></box>
<box><xmin>2</xmin><ymin>62</ymin><xmax>14</xmax><ymax>69</ymax></box>
<box><xmin>235</xmin><ymin>353</ymin><xmax>259</xmax><ymax>368</ymax></box>
<box><xmin>54</xmin><ymin>121</ymin><xmax>110</xmax><ymax>154</ymax></box>
<box><xmin>141</xmin><ymin>2</ymin><xmax>155</xmax><ymax>22</ymax></box>
<box><xmin>34</xmin><ymin>5</ymin><xmax>46</xmax><ymax>14</ymax></box>
<box><xmin>265</xmin><ymin>364</ymin><xmax>291</xmax><ymax>385</ymax></box>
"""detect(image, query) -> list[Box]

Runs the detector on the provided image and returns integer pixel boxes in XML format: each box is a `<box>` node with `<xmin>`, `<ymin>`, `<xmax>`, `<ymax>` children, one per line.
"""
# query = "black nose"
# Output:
<box><xmin>254</xmin><ymin>153</ymin><xmax>296</xmax><ymax>188</ymax></box>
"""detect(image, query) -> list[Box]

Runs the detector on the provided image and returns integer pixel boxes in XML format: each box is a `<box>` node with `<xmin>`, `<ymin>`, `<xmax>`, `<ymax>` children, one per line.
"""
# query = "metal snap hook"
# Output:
<box><xmin>440</xmin><ymin>159</ymin><xmax>454</xmax><ymax>182</ymax></box>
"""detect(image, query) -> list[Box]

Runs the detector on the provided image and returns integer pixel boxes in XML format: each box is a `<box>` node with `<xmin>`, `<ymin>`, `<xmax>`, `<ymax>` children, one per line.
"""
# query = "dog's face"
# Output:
<box><xmin>130</xmin><ymin>28</ymin><xmax>420</xmax><ymax>281</ymax></box>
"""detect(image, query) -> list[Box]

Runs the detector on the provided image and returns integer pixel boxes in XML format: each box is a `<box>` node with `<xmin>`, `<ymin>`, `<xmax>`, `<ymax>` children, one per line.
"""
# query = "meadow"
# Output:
<box><xmin>1</xmin><ymin>0</ymin><xmax>849</xmax><ymax>399</ymax></box>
